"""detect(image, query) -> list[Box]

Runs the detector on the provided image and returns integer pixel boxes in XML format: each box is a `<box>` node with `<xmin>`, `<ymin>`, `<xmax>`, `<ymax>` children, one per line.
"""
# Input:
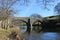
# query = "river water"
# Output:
<box><xmin>20</xmin><ymin>26</ymin><xmax>60</xmax><ymax>40</ymax></box>
<box><xmin>25</xmin><ymin>32</ymin><xmax>60</xmax><ymax>40</ymax></box>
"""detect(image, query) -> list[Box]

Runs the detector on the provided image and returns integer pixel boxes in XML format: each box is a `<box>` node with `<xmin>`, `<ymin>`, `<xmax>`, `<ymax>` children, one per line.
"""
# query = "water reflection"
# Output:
<box><xmin>26</xmin><ymin>32</ymin><xmax>60</xmax><ymax>40</ymax></box>
<box><xmin>41</xmin><ymin>32</ymin><xmax>58</xmax><ymax>37</ymax></box>
<box><xmin>20</xmin><ymin>26</ymin><xmax>27</xmax><ymax>33</ymax></box>
<box><xmin>40</xmin><ymin>32</ymin><xmax>60</xmax><ymax>40</ymax></box>
<box><xmin>20</xmin><ymin>26</ymin><xmax>60</xmax><ymax>40</ymax></box>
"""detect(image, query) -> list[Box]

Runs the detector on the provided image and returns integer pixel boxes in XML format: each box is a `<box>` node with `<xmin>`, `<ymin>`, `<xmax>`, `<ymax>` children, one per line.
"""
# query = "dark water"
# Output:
<box><xmin>25</xmin><ymin>32</ymin><xmax>60</xmax><ymax>40</ymax></box>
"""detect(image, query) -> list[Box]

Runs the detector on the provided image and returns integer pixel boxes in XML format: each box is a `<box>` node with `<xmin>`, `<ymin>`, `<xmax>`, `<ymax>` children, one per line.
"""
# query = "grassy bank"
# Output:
<box><xmin>0</xmin><ymin>27</ymin><xmax>25</xmax><ymax>40</ymax></box>
<box><xmin>0</xmin><ymin>28</ymin><xmax>12</xmax><ymax>40</ymax></box>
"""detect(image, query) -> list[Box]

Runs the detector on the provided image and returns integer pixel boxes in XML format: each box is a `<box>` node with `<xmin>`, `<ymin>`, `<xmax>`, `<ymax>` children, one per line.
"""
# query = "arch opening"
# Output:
<box><xmin>12</xmin><ymin>19</ymin><xmax>28</xmax><ymax>33</ymax></box>
<box><xmin>32</xmin><ymin>20</ymin><xmax>42</xmax><ymax>32</ymax></box>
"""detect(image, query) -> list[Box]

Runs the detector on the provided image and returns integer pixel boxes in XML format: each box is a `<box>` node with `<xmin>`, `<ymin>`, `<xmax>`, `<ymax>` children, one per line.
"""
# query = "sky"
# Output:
<box><xmin>14</xmin><ymin>0</ymin><xmax>60</xmax><ymax>17</ymax></box>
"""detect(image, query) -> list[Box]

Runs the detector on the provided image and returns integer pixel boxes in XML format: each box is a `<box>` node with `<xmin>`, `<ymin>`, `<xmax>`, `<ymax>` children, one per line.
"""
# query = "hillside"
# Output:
<box><xmin>44</xmin><ymin>15</ymin><xmax>60</xmax><ymax>20</ymax></box>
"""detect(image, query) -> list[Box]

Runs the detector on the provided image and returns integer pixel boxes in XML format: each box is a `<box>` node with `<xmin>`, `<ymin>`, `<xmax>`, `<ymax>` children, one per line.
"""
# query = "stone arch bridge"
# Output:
<box><xmin>12</xmin><ymin>17</ymin><xmax>43</xmax><ymax>31</ymax></box>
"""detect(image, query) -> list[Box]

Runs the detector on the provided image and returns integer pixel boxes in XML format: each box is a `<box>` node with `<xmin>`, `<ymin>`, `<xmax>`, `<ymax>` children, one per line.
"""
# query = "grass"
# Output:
<box><xmin>0</xmin><ymin>28</ymin><xmax>12</xmax><ymax>37</ymax></box>
<box><xmin>0</xmin><ymin>28</ymin><xmax>13</xmax><ymax>40</ymax></box>
<box><xmin>0</xmin><ymin>27</ymin><xmax>21</xmax><ymax>40</ymax></box>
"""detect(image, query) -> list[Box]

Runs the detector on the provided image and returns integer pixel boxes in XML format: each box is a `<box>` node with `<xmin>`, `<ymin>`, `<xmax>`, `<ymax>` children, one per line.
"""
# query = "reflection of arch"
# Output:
<box><xmin>32</xmin><ymin>20</ymin><xmax>42</xmax><ymax>32</ymax></box>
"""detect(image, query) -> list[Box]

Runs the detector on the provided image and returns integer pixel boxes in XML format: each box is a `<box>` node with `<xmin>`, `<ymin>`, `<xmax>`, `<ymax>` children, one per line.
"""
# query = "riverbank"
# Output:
<box><xmin>0</xmin><ymin>27</ymin><xmax>25</xmax><ymax>40</ymax></box>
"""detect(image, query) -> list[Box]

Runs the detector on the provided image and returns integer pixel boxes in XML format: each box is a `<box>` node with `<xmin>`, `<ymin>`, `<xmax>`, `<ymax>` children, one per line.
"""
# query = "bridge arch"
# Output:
<box><xmin>19</xmin><ymin>20</ymin><xmax>28</xmax><ymax>25</ymax></box>
<box><xmin>12</xmin><ymin>19</ymin><xmax>28</xmax><ymax>33</ymax></box>
<box><xmin>12</xmin><ymin>19</ymin><xmax>27</xmax><ymax>25</ymax></box>
<box><xmin>32</xmin><ymin>20</ymin><xmax>42</xmax><ymax>24</ymax></box>
<box><xmin>32</xmin><ymin>20</ymin><xmax>43</xmax><ymax>32</ymax></box>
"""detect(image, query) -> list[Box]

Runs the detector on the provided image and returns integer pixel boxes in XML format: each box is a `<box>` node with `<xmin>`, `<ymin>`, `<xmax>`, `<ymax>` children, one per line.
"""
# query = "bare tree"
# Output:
<box><xmin>0</xmin><ymin>0</ymin><xmax>20</xmax><ymax>29</ymax></box>
<box><xmin>54</xmin><ymin>2</ymin><xmax>60</xmax><ymax>15</ymax></box>
<box><xmin>36</xmin><ymin>0</ymin><xmax>55</xmax><ymax>9</ymax></box>
<box><xmin>0</xmin><ymin>0</ymin><xmax>28</xmax><ymax>29</ymax></box>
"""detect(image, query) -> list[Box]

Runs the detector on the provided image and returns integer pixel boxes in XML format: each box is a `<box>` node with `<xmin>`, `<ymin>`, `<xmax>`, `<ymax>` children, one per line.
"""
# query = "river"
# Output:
<box><xmin>20</xmin><ymin>26</ymin><xmax>60</xmax><ymax>40</ymax></box>
<box><xmin>25</xmin><ymin>32</ymin><xmax>60</xmax><ymax>40</ymax></box>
